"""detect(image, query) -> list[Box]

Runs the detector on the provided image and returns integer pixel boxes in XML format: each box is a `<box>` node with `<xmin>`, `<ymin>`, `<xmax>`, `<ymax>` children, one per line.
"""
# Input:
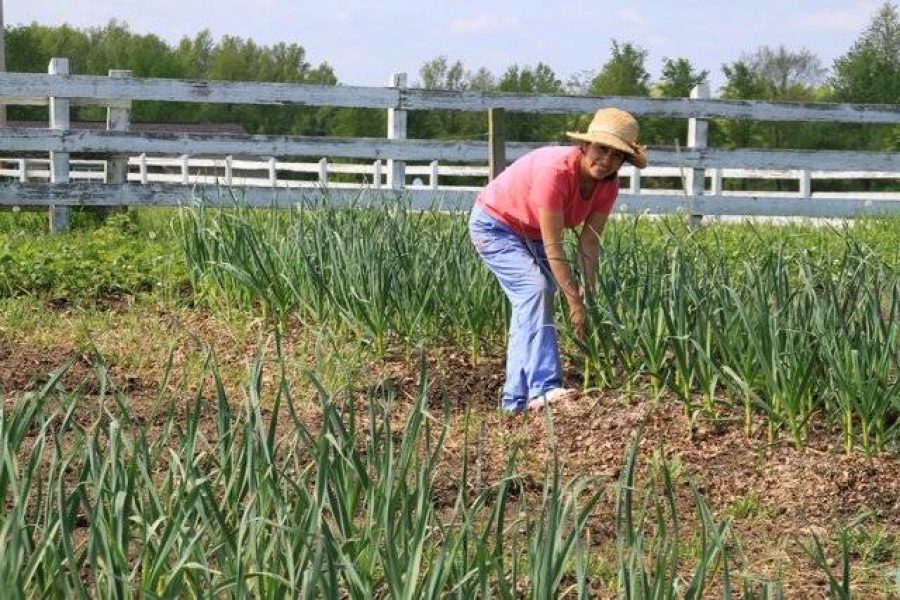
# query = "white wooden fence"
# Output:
<box><xmin>1</xmin><ymin>58</ymin><xmax>899</xmax><ymax>231</ymax></box>
<box><xmin>5</xmin><ymin>156</ymin><xmax>899</xmax><ymax>201</ymax></box>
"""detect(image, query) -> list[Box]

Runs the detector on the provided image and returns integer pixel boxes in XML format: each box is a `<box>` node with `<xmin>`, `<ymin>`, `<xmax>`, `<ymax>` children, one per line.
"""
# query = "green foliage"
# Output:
<box><xmin>498</xmin><ymin>63</ymin><xmax>568</xmax><ymax>142</ymax></box>
<box><xmin>0</xmin><ymin>211</ymin><xmax>183</xmax><ymax>302</ymax></box>
<box><xmin>715</xmin><ymin>46</ymin><xmax>832</xmax><ymax>153</ymax></box>
<box><xmin>5</xmin><ymin>21</ymin><xmax>337</xmax><ymax>135</ymax></box>
<box><xmin>578</xmin><ymin>215</ymin><xmax>900</xmax><ymax>451</ymax></box>
<box><xmin>589</xmin><ymin>40</ymin><xmax>651</xmax><ymax>97</ymax></box>
<box><xmin>409</xmin><ymin>56</ymin><xmax>490</xmax><ymax>141</ymax></box>
<box><xmin>830</xmin><ymin>2</ymin><xmax>900</xmax><ymax>153</ymax></box>
<box><xmin>655</xmin><ymin>58</ymin><xmax>710</xmax><ymax>98</ymax></box>
<box><xmin>570</xmin><ymin>40</ymin><xmax>652</xmax><ymax>142</ymax></box>
<box><xmin>831</xmin><ymin>2</ymin><xmax>900</xmax><ymax>104</ymax></box>
<box><xmin>0</xmin><ymin>348</ymin><xmax>651</xmax><ymax>597</ymax></box>
<box><xmin>176</xmin><ymin>195</ymin><xmax>900</xmax><ymax>452</ymax></box>
<box><xmin>644</xmin><ymin>57</ymin><xmax>709</xmax><ymax>146</ymax></box>
<box><xmin>177</xmin><ymin>193</ymin><xmax>506</xmax><ymax>356</ymax></box>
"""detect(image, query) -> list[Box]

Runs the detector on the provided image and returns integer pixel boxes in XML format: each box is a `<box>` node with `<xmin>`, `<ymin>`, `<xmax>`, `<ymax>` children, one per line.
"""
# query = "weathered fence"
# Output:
<box><xmin>1</xmin><ymin>58</ymin><xmax>900</xmax><ymax>231</ymax></box>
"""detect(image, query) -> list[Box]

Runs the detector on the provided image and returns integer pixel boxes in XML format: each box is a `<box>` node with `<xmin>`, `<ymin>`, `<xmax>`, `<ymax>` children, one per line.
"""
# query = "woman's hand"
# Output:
<box><xmin>568</xmin><ymin>296</ymin><xmax>586</xmax><ymax>341</ymax></box>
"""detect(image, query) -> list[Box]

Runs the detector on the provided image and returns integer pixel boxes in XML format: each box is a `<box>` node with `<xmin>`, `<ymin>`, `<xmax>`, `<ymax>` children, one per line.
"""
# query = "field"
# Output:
<box><xmin>1</xmin><ymin>197</ymin><xmax>899</xmax><ymax>598</ymax></box>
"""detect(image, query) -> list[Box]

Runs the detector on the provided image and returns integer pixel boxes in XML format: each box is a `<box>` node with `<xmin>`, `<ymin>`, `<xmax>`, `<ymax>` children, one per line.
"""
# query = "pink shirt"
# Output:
<box><xmin>477</xmin><ymin>146</ymin><xmax>619</xmax><ymax>240</ymax></box>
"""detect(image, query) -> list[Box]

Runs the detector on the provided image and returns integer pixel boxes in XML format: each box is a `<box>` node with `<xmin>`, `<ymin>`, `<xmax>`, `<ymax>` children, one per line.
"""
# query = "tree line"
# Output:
<box><xmin>5</xmin><ymin>2</ymin><xmax>900</xmax><ymax>155</ymax></box>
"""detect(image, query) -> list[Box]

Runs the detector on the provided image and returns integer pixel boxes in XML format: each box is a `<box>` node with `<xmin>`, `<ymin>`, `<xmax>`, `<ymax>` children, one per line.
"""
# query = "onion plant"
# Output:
<box><xmin>615</xmin><ymin>430</ymin><xmax>733</xmax><ymax>599</ymax></box>
<box><xmin>176</xmin><ymin>193</ymin><xmax>899</xmax><ymax>451</ymax></box>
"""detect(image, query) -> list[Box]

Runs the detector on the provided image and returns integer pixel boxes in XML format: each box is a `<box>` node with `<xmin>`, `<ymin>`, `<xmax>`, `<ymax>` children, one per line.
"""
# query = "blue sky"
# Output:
<box><xmin>7</xmin><ymin>0</ymin><xmax>886</xmax><ymax>94</ymax></box>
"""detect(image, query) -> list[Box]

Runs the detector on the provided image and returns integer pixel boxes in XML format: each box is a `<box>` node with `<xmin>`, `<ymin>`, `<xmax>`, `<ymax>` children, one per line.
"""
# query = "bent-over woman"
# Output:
<box><xmin>468</xmin><ymin>107</ymin><xmax>647</xmax><ymax>412</ymax></box>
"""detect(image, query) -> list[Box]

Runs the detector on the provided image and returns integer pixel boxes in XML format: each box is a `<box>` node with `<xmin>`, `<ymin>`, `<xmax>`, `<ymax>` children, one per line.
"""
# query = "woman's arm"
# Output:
<box><xmin>537</xmin><ymin>207</ymin><xmax>585</xmax><ymax>338</ymax></box>
<box><xmin>577</xmin><ymin>210</ymin><xmax>609</xmax><ymax>296</ymax></box>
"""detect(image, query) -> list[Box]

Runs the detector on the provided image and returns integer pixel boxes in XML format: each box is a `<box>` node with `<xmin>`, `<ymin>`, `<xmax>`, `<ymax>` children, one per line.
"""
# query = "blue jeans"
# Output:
<box><xmin>468</xmin><ymin>203</ymin><xmax>563</xmax><ymax>412</ymax></box>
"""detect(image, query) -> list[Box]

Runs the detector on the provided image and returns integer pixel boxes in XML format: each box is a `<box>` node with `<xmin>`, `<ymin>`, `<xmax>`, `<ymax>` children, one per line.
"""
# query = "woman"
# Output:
<box><xmin>469</xmin><ymin>107</ymin><xmax>647</xmax><ymax>413</ymax></box>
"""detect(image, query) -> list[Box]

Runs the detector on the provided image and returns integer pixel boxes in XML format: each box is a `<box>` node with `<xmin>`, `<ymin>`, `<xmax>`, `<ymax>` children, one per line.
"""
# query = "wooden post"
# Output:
<box><xmin>799</xmin><ymin>169</ymin><xmax>811</xmax><ymax>198</ymax></box>
<box><xmin>224</xmin><ymin>155</ymin><xmax>233</xmax><ymax>186</ymax></box>
<box><xmin>180</xmin><ymin>154</ymin><xmax>190</xmax><ymax>185</ymax></box>
<box><xmin>106</xmin><ymin>70</ymin><xmax>132</xmax><ymax>183</ymax></box>
<box><xmin>488</xmin><ymin>107</ymin><xmax>506</xmax><ymax>180</ymax></box>
<box><xmin>268</xmin><ymin>157</ymin><xmax>277</xmax><ymax>187</ymax></box>
<box><xmin>686</xmin><ymin>83</ymin><xmax>709</xmax><ymax>227</ymax></box>
<box><xmin>627</xmin><ymin>165</ymin><xmax>641</xmax><ymax>195</ymax></box>
<box><xmin>710</xmin><ymin>168</ymin><xmax>722</xmax><ymax>196</ymax></box>
<box><xmin>105</xmin><ymin>69</ymin><xmax>132</xmax><ymax>213</ymax></box>
<box><xmin>387</xmin><ymin>72</ymin><xmax>407</xmax><ymax>190</ymax></box>
<box><xmin>138</xmin><ymin>153</ymin><xmax>148</xmax><ymax>184</ymax></box>
<box><xmin>48</xmin><ymin>58</ymin><xmax>70</xmax><ymax>233</ymax></box>
<box><xmin>429</xmin><ymin>160</ymin><xmax>439</xmax><ymax>189</ymax></box>
<box><xmin>318</xmin><ymin>157</ymin><xmax>328</xmax><ymax>185</ymax></box>
<box><xmin>373</xmin><ymin>160</ymin><xmax>382</xmax><ymax>189</ymax></box>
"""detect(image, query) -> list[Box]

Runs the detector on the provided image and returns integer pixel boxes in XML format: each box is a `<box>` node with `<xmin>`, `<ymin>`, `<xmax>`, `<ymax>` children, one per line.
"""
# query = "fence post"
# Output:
<box><xmin>139</xmin><ymin>153</ymin><xmax>148</xmax><ymax>184</ymax></box>
<box><xmin>106</xmin><ymin>70</ymin><xmax>132</xmax><ymax>184</ymax></box>
<box><xmin>373</xmin><ymin>160</ymin><xmax>383</xmax><ymax>189</ymax></box>
<box><xmin>318</xmin><ymin>157</ymin><xmax>328</xmax><ymax>185</ymax></box>
<box><xmin>686</xmin><ymin>83</ymin><xmax>709</xmax><ymax>226</ymax></box>
<box><xmin>799</xmin><ymin>169</ymin><xmax>811</xmax><ymax>198</ymax></box>
<box><xmin>710</xmin><ymin>168</ymin><xmax>722</xmax><ymax>196</ymax></box>
<box><xmin>222</xmin><ymin>155</ymin><xmax>232</xmax><ymax>186</ymax></box>
<box><xmin>18</xmin><ymin>158</ymin><xmax>27</xmax><ymax>183</ymax></box>
<box><xmin>268</xmin><ymin>157</ymin><xmax>277</xmax><ymax>187</ymax></box>
<box><xmin>627</xmin><ymin>165</ymin><xmax>641</xmax><ymax>195</ymax></box>
<box><xmin>105</xmin><ymin>69</ymin><xmax>132</xmax><ymax>214</ymax></box>
<box><xmin>180</xmin><ymin>154</ymin><xmax>190</xmax><ymax>185</ymax></box>
<box><xmin>429</xmin><ymin>160</ymin><xmax>439</xmax><ymax>189</ymax></box>
<box><xmin>489</xmin><ymin>107</ymin><xmax>506</xmax><ymax>180</ymax></box>
<box><xmin>48</xmin><ymin>57</ymin><xmax>70</xmax><ymax>233</ymax></box>
<box><xmin>387</xmin><ymin>72</ymin><xmax>407</xmax><ymax>190</ymax></box>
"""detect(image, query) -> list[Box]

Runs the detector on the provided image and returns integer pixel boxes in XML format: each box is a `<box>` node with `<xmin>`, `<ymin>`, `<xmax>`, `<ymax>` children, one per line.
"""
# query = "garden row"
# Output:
<box><xmin>178</xmin><ymin>196</ymin><xmax>900</xmax><ymax>453</ymax></box>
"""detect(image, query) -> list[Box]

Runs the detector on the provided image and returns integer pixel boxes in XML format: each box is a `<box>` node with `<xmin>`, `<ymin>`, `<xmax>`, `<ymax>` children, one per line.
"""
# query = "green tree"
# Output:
<box><xmin>418</xmin><ymin>56</ymin><xmax>468</xmax><ymax>91</ymax></box>
<box><xmin>83</xmin><ymin>22</ymin><xmax>185</xmax><ymax>122</ymax></box>
<box><xmin>5</xmin><ymin>23</ymin><xmax>92</xmax><ymax>121</ymax></box>
<box><xmin>589</xmin><ymin>40</ymin><xmax>651</xmax><ymax>96</ymax></box>
<box><xmin>177</xmin><ymin>30</ymin><xmax>214</xmax><ymax>79</ymax></box>
<box><xmin>410</xmin><ymin>56</ymin><xmax>489</xmax><ymax>140</ymax></box>
<box><xmin>185</xmin><ymin>34</ymin><xmax>336</xmax><ymax>134</ymax></box>
<box><xmin>831</xmin><ymin>2</ymin><xmax>900</xmax><ymax>150</ymax></box>
<box><xmin>716</xmin><ymin>46</ymin><xmax>828</xmax><ymax>151</ymax></box>
<box><xmin>571</xmin><ymin>41</ymin><xmax>651</xmax><ymax>138</ymax></box>
<box><xmin>645</xmin><ymin>57</ymin><xmax>709</xmax><ymax>146</ymax></box>
<box><xmin>716</xmin><ymin>60</ymin><xmax>768</xmax><ymax>148</ymax></box>
<box><xmin>744</xmin><ymin>45</ymin><xmax>825</xmax><ymax>99</ymax></box>
<box><xmin>497</xmin><ymin>63</ymin><xmax>566</xmax><ymax>142</ymax></box>
<box><xmin>656</xmin><ymin>57</ymin><xmax>709</xmax><ymax>98</ymax></box>
<box><xmin>832</xmin><ymin>2</ymin><xmax>900</xmax><ymax>104</ymax></box>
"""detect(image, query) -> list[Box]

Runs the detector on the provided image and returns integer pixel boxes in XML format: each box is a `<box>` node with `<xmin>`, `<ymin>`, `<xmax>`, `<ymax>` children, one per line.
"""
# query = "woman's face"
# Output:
<box><xmin>581</xmin><ymin>142</ymin><xmax>626</xmax><ymax>181</ymax></box>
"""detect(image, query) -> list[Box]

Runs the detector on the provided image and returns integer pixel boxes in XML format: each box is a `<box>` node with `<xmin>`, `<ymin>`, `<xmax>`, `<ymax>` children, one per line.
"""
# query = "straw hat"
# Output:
<box><xmin>566</xmin><ymin>108</ymin><xmax>647</xmax><ymax>169</ymax></box>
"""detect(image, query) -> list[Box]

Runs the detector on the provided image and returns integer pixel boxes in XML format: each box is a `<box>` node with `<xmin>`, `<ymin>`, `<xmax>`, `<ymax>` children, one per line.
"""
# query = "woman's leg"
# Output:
<box><xmin>469</xmin><ymin>206</ymin><xmax>563</xmax><ymax>412</ymax></box>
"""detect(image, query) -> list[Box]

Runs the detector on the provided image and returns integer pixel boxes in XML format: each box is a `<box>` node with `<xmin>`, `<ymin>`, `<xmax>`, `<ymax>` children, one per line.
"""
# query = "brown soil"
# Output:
<box><xmin>2</xmin><ymin>316</ymin><xmax>899</xmax><ymax>598</ymax></box>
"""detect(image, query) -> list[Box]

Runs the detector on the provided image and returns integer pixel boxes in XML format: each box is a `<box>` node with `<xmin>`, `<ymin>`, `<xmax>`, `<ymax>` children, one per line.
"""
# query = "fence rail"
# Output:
<box><xmin>1</xmin><ymin>59</ymin><xmax>899</xmax><ymax>231</ymax></box>
<box><xmin>4</xmin><ymin>156</ymin><xmax>900</xmax><ymax>198</ymax></box>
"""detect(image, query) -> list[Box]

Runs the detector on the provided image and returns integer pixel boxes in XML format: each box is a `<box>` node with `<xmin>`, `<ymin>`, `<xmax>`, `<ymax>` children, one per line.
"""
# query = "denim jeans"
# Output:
<box><xmin>468</xmin><ymin>203</ymin><xmax>563</xmax><ymax>412</ymax></box>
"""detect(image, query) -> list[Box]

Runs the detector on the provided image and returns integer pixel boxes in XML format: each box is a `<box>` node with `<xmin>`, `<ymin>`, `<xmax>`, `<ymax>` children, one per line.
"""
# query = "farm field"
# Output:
<box><xmin>1</xmin><ymin>199</ymin><xmax>899</xmax><ymax>598</ymax></box>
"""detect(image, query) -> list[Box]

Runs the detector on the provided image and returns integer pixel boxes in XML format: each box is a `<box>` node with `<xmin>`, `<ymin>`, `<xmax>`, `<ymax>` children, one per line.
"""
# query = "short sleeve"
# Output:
<box><xmin>529</xmin><ymin>165</ymin><xmax>569</xmax><ymax>212</ymax></box>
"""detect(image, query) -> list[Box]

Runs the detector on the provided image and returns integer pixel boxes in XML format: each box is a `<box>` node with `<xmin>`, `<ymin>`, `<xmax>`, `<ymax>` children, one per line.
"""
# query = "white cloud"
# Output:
<box><xmin>449</xmin><ymin>14</ymin><xmax>521</xmax><ymax>34</ymax></box>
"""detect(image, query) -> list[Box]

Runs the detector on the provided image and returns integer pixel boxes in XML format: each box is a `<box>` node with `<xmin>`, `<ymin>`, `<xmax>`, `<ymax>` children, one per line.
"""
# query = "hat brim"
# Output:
<box><xmin>566</xmin><ymin>131</ymin><xmax>647</xmax><ymax>169</ymax></box>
